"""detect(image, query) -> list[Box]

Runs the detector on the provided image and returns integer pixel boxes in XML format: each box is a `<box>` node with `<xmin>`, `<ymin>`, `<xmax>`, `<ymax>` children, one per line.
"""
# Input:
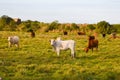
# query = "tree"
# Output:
<box><xmin>0</xmin><ymin>15</ymin><xmax>17</xmax><ymax>31</ymax></box>
<box><xmin>18</xmin><ymin>20</ymin><xmax>41</xmax><ymax>31</ymax></box>
<box><xmin>87</xmin><ymin>24</ymin><xmax>95</xmax><ymax>31</ymax></box>
<box><xmin>71</xmin><ymin>23</ymin><xmax>80</xmax><ymax>31</ymax></box>
<box><xmin>31</xmin><ymin>21</ymin><xmax>41</xmax><ymax>31</ymax></box>
<box><xmin>112</xmin><ymin>24</ymin><xmax>120</xmax><ymax>33</ymax></box>
<box><xmin>96</xmin><ymin>21</ymin><xmax>113</xmax><ymax>37</ymax></box>
<box><xmin>48</xmin><ymin>20</ymin><xmax>59</xmax><ymax>31</ymax></box>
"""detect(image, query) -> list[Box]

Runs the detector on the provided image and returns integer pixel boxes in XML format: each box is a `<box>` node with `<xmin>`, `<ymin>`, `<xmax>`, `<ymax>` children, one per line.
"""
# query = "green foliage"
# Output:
<box><xmin>0</xmin><ymin>31</ymin><xmax>120</xmax><ymax>80</ymax></box>
<box><xmin>18</xmin><ymin>20</ymin><xmax>40</xmax><ymax>31</ymax></box>
<box><xmin>0</xmin><ymin>15</ymin><xmax>17</xmax><ymax>31</ymax></box>
<box><xmin>96</xmin><ymin>21</ymin><xmax>113</xmax><ymax>34</ymax></box>
<box><xmin>87</xmin><ymin>24</ymin><xmax>96</xmax><ymax>31</ymax></box>
<box><xmin>60</xmin><ymin>23</ymin><xmax>80</xmax><ymax>31</ymax></box>
<box><xmin>48</xmin><ymin>20</ymin><xmax>60</xmax><ymax>31</ymax></box>
<box><xmin>112</xmin><ymin>24</ymin><xmax>120</xmax><ymax>33</ymax></box>
<box><xmin>71</xmin><ymin>23</ymin><xmax>80</xmax><ymax>30</ymax></box>
<box><xmin>1</xmin><ymin>15</ymin><xmax>120</xmax><ymax>34</ymax></box>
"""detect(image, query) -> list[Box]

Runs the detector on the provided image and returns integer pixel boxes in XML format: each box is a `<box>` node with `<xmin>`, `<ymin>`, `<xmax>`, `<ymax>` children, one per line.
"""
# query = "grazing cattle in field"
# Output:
<box><xmin>8</xmin><ymin>36</ymin><xmax>19</xmax><ymax>48</ymax></box>
<box><xmin>50</xmin><ymin>37</ymin><xmax>75</xmax><ymax>58</ymax></box>
<box><xmin>77</xmin><ymin>32</ymin><xmax>86</xmax><ymax>35</ymax></box>
<box><xmin>108</xmin><ymin>32</ymin><xmax>120</xmax><ymax>40</ymax></box>
<box><xmin>63</xmin><ymin>31</ymin><xmax>68</xmax><ymax>35</ymax></box>
<box><xmin>85</xmin><ymin>36</ymin><xmax>98</xmax><ymax>53</ymax></box>
<box><xmin>102</xmin><ymin>34</ymin><xmax>106</xmax><ymax>38</ymax></box>
<box><xmin>110</xmin><ymin>32</ymin><xmax>117</xmax><ymax>39</ymax></box>
<box><xmin>29</xmin><ymin>29</ymin><xmax>35</xmax><ymax>38</ymax></box>
<box><xmin>31</xmin><ymin>31</ymin><xmax>35</xmax><ymax>38</ymax></box>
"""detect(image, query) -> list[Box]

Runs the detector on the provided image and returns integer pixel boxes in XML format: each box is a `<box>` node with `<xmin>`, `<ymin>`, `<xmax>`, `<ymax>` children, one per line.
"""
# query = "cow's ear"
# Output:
<box><xmin>52</xmin><ymin>39</ymin><xmax>55</xmax><ymax>42</ymax></box>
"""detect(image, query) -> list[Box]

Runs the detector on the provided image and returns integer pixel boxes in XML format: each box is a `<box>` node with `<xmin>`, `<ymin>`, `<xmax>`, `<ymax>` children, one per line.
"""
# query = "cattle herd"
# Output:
<box><xmin>7</xmin><ymin>34</ymin><xmax>99</xmax><ymax>58</ymax></box>
<box><xmin>7</xmin><ymin>32</ymin><xmax>120</xmax><ymax>58</ymax></box>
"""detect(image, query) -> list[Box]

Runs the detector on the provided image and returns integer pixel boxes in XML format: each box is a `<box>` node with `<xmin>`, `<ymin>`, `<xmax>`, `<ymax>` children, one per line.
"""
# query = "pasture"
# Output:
<box><xmin>0</xmin><ymin>31</ymin><xmax>120</xmax><ymax>80</ymax></box>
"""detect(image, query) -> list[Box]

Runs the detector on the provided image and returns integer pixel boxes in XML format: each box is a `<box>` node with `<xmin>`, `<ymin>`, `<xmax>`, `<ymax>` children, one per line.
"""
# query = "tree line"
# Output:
<box><xmin>0</xmin><ymin>15</ymin><xmax>120</xmax><ymax>35</ymax></box>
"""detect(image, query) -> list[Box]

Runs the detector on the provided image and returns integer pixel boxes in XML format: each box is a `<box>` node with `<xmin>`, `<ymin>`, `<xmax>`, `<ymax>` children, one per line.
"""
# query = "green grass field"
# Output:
<box><xmin>0</xmin><ymin>31</ymin><xmax>120</xmax><ymax>80</ymax></box>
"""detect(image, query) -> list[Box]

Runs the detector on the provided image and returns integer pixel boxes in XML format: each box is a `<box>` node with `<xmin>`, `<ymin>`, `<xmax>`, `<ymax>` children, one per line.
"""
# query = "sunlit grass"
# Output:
<box><xmin>0</xmin><ymin>31</ymin><xmax>120</xmax><ymax>80</ymax></box>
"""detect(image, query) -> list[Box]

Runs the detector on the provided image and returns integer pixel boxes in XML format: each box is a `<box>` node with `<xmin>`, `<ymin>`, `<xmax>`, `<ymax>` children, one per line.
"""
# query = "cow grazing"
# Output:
<box><xmin>110</xmin><ymin>32</ymin><xmax>117</xmax><ymax>39</ymax></box>
<box><xmin>63</xmin><ymin>31</ymin><xmax>68</xmax><ymax>35</ymax></box>
<box><xmin>85</xmin><ymin>36</ymin><xmax>98</xmax><ymax>53</ymax></box>
<box><xmin>31</xmin><ymin>31</ymin><xmax>35</xmax><ymax>38</ymax></box>
<box><xmin>8</xmin><ymin>36</ymin><xmax>19</xmax><ymax>48</ymax></box>
<box><xmin>50</xmin><ymin>37</ymin><xmax>75</xmax><ymax>58</ymax></box>
<box><xmin>102</xmin><ymin>34</ymin><xmax>106</xmax><ymax>38</ymax></box>
<box><xmin>77</xmin><ymin>32</ymin><xmax>85</xmax><ymax>35</ymax></box>
<box><xmin>29</xmin><ymin>29</ymin><xmax>35</xmax><ymax>38</ymax></box>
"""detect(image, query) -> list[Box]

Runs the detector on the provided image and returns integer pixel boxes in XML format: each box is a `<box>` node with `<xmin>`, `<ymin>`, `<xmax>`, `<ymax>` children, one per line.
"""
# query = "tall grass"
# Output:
<box><xmin>0</xmin><ymin>31</ymin><xmax>120</xmax><ymax>80</ymax></box>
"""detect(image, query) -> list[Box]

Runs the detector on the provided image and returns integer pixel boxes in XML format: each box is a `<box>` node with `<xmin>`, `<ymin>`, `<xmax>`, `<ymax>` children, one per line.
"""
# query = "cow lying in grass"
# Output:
<box><xmin>8</xmin><ymin>36</ymin><xmax>19</xmax><ymax>48</ymax></box>
<box><xmin>50</xmin><ymin>37</ymin><xmax>75</xmax><ymax>58</ymax></box>
<box><xmin>85</xmin><ymin>36</ymin><xmax>98</xmax><ymax>53</ymax></box>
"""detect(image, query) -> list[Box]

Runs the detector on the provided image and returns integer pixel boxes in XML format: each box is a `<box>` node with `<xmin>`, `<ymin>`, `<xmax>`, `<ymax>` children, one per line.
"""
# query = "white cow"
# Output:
<box><xmin>8</xmin><ymin>36</ymin><xmax>19</xmax><ymax>48</ymax></box>
<box><xmin>50</xmin><ymin>37</ymin><xmax>75</xmax><ymax>58</ymax></box>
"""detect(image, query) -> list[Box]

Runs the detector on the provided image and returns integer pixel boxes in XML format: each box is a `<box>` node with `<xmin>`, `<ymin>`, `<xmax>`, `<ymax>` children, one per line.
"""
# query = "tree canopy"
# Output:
<box><xmin>96</xmin><ymin>21</ymin><xmax>113</xmax><ymax>34</ymax></box>
<box><xmin>0</xmin><ymin>15</ymin><xmax>17</xmax><ymax>31</ymax></box>
<box><xmin>0</xmin><ymin>15</ymin><xmax>120</xmax><ymax>33</ymax></box>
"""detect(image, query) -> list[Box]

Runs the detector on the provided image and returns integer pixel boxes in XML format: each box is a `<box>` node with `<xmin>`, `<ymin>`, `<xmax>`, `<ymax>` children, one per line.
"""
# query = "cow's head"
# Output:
<box><xmin>8</xmin><ymin>36</ymin><xmax>13</xmax><ymax>41</ymax></box>
<box><xmin>88</xmin><ymin>36</ymin><xmax>95</xmax><ymax>40</ymax></box>
<box><xmin>84</xmin><ymin>47</ymin><xmax>89</xmax><ymax>53</ymax></box>
<box><xmin>50</xmin><ymin>39</ymin><xmax>56</xmax><ymax>46</ymax></box>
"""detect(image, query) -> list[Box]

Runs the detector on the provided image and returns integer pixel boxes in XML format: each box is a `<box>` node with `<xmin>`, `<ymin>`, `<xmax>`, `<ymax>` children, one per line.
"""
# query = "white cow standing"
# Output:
<box><xmin>50</xmin><ymin>37</ymin><xmax>75</xmax><ymax>58</ymax></box>
<box><xmin>8</xmin><ymin>36</ymin><xmax>19</xmax><ymax>48</ymax></box>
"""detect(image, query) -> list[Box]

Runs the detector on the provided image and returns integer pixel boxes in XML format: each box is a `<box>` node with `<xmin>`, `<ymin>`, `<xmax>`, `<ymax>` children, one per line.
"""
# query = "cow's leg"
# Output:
<box><xmin>56</xmin><ymin>48</ymin><xmax>60</xmax><ymax>56</ymax></box>
<box><xmin>85</xmin><ymin>47</ymin><xmax>89</xmax><ymax>53</ymax></box>
<box><xmin>15</xmin><ymin>43</ymin><xmax>19</xmax><ymax>48</ymax></box>
<box><xmin>8</xmin><ymin>42</ymin><xmax>11</xmax><ymax>48</ymax></box>
<box><xmin>91</xmin><ymin>48</ymin><xmax>93</xmax><ymax>52</ymax></box>
<box><xmin>96</xmin><ymin>46</ymin><xmax>98</xmax><ymax>52</ymax></box>
<box><xmin>71</xmin><ymin>48</ymin><xmax>75</xmax><ymax>58</ymax></box>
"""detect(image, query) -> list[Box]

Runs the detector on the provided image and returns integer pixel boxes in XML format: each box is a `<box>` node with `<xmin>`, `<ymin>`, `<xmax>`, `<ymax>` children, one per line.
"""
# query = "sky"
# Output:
<box><xmin>0</xmin><ymin>0</ymin><xmax>120</xmax><ymax>24</ymax></box>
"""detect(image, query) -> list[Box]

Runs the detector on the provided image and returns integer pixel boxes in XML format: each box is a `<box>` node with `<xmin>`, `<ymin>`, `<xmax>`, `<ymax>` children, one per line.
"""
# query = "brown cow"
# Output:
<box><xmin>63</xmin><ymin>31</ymin><xmax>68</xmax><ymax>35</ymax></box>
<box><xmin>31</xmin><ymin>31</ymin><xmax>35</xmax><ymax>38</ymax></box>
<box><xmin>77</xmin><ymin>32</ymin><xmax>85</xmax><ymax>35</ymax></box>
<box><xmin>29</xmin><ymin>29</ymin><xmax>35</xmax><ymax>38</ymax></box>
<box><xmin>85</xmin><ymin>36</ymin><xmax>98</xmax><ymax>53</ymax></box>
